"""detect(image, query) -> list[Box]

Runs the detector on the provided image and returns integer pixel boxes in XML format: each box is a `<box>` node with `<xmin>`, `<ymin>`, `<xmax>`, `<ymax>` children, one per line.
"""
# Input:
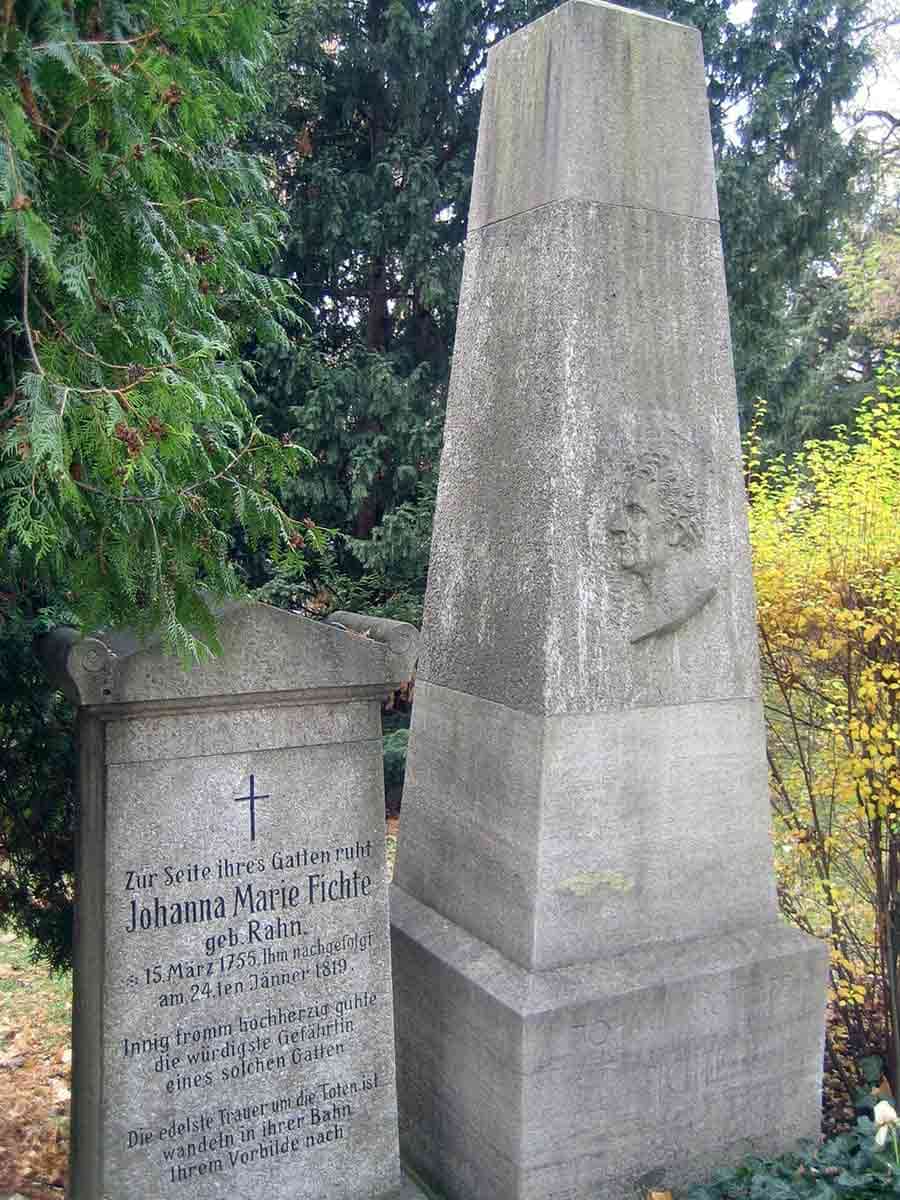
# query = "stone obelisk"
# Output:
<box><xmin>390</xmin><ymin>4</ymin><xmax>826</xmax><ymax>1199</ymax></box>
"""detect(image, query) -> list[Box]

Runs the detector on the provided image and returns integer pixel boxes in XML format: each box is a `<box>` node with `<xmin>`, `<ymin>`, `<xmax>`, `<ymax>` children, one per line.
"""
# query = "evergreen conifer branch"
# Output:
<box><xmin>0</xmin><ymin>0</ymin><xmax>321</xmax><ymax>653</ymax></box>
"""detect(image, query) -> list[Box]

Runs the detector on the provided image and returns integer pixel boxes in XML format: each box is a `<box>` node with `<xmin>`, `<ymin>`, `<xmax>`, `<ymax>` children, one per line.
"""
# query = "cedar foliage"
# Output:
<box><xmin>0</xmin><ymin>0</ymin><xmax>320</xmax><ymax>967</ymax></box>
<box><xmin>701</xmin><ymin>0</ymin><xmax>873</xmax><ymax>428</ymax></box>
<box><xmin>0</xmin><ymin>0</ymin><xmax>319</xmax><ymax>653</ymax></box>
<box><xmin>765</xmin><ymin>191</ymin><xmax>900</xmax><ymax>455</ymax></box>
<box><xmin>249</xmin><ymin>0</ymin><xmax>561</xmax><ymax>617</ymax></box>
<box><xmin>0</xmin><ymin>606</ymin><xmax>75</xmax><ymax>971</ymax></box>
<box><xmin>748</xmin><ymin>375</ymin><xmax>900</xmax><ymax>1101</ymax></box>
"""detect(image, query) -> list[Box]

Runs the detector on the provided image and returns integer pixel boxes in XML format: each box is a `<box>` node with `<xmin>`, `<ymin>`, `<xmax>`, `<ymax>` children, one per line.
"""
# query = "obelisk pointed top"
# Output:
<box><xmin>469</xmin><ymin>0</ymin><xmax>717</xmax><ymax>233</ymax></box>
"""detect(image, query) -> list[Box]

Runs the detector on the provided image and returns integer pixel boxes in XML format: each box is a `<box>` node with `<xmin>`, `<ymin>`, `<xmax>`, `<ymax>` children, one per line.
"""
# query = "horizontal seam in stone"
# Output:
<box><xmin>106</xmin><ymin>734</ymin><xmax>383</xmax><ymax>767</ymax></box>
<box><xmin>416</xmin><ymin>678</ymin><xmax>758</xmax><ymax>717</ymax></box>
<box><xmin>393</xmin><ymin>902</ymin><xmax>819</xmax><ymax>1008</ymax></box>
<box><xmin>86</xmin><ymin>685</ymin><xmax>392</xmax><ymax>719</ymax></box>
<box><xmin>469</xmin><ymin>194</ymin><xmax>721</xmax><ymax>236</ymax></box>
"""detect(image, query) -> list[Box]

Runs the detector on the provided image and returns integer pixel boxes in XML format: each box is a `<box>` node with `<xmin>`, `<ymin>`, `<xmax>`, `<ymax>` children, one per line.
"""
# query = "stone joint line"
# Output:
<box><xmin>469</xmin><ymin>193</ymin><xmax>722</xmax><ymax>238</ymax></box>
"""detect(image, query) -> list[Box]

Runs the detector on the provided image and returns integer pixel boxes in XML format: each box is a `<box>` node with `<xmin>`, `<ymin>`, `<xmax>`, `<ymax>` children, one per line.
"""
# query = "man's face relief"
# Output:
<box><xmin>608</xmin><ymin>476</ymin><xmax>673</xmax><ymax>579</ymax></box>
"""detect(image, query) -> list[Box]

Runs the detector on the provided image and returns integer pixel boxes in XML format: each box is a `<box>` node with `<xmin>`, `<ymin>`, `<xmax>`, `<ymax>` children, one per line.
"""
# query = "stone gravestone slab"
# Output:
<box><xmin>391</xmin><ymin>3</ymin><xmax>827</xmax><ymax>1199</ymax></box>
<box><xmin>40</xmin><ymin>603</ymin><xmax>421</xmax><ymax>1200</ymax></box>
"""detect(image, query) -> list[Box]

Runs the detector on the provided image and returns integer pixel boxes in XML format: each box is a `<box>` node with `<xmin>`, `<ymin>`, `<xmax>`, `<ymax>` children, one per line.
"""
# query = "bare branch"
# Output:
<box><xmin>21</xmin><ymin>250</ymin><xmax>44</xmax><ymax>378</ymax></box>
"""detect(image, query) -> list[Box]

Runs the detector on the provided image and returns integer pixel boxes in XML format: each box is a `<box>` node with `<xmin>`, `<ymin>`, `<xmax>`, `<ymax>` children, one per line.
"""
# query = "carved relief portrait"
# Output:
<box><xmin>607</xmin><ymin>440</ymin><xmax>716</xmax><ymax>644</ymax></box>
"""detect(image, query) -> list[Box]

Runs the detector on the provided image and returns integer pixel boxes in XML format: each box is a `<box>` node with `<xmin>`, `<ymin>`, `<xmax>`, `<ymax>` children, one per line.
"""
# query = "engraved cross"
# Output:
<box><xmin>234</xmin><ymin>775</ymin><xmax>269</xmax><ymax>842</ymax></box>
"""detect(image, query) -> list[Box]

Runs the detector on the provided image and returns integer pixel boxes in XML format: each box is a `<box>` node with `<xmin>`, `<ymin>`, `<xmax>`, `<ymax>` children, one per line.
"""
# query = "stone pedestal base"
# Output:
<box><xmin>391</xmin><ymin>886</ymin><xmax>826</xmax><ymax>1200</ymax></box>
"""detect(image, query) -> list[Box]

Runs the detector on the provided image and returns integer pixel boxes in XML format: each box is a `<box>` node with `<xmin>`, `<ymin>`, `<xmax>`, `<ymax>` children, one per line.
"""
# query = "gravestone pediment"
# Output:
<box><xmin>43</xmin><ymin>602</ymin><xmax>415</xmax><ymax>709</ymax></box>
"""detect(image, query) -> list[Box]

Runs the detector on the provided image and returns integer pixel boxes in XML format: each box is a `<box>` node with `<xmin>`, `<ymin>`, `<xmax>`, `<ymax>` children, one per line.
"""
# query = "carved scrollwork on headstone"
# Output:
<box><xmin>69</xmin><ymin>637</ymin><xmax>119</xmax><ymax>704</ymax></box>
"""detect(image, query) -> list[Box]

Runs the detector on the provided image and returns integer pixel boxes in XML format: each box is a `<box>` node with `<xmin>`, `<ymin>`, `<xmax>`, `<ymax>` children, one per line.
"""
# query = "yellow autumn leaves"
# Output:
<box><xmin>747</xmin><ymin>370</ymin><xmax>900</xmax><ymax>1083</ymax></box>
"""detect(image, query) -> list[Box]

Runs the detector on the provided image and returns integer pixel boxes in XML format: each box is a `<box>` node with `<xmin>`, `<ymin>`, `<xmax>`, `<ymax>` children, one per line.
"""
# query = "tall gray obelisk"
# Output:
<box><xmin>391</xmin><ymin>3</ymin><xmax>826</xmax><ymax>1198</ymax></box>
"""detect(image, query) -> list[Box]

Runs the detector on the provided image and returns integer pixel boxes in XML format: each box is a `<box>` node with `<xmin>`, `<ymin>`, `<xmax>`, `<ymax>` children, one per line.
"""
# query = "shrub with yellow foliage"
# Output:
<box><xmin>748</xmin><ymin>368</ymin><xmax>900</xmax><ymax>1099</ymax></box>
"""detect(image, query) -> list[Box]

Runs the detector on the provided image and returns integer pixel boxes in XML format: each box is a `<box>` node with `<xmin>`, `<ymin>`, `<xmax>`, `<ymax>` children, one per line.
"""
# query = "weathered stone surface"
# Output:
<box><xmin>104</xmin><ymin>700</ymin><xmax>379</xmax><ymax>764</ymax></box>
<box><xmin>469</xmin><ymin>0</ymin><xmax>717</xmax><ymax>232</ymax></box>
<box><xmin>391</xmin><ymin>3</ymin><xmax>826</xmax><ymax>1198</ymax></box>
<box><xmin>392</xmin><ymin>888</ymin><xmax>826</xmax><ymax>1200</ymax></box>
<box><xmin>45</xmin><ymin>602</ymin><xmax>410</xmax><ymax>709</ymax></box>
<box><xmin>398</xmin><ymin>682</ymin><xmax>777</xmax><ymax>972</ymax></box>
<box><xmin>417</xmin><ymin>199</ymin><xmax>757</xmax><ymax>717</ymax></box>
<box><xmin>328</xmin><ymin>611</ymin><xmax>421</xmax><ymax>683</ymax></box>
<box><xmin>43</xmin><ymin>603</ymin><xmax>422</xmax><ymax>1200</ymax></box>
